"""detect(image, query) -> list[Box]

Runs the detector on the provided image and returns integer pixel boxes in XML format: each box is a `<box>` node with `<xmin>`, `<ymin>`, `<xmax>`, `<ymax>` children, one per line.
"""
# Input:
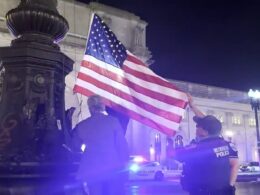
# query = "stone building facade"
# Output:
<box><xmin>0</xmin><ymin>0</ymin><xmax>258</xmax><ymax>164</ymax></box>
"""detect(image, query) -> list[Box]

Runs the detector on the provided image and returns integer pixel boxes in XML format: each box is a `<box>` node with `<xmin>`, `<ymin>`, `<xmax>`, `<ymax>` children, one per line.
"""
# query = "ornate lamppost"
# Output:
<box><xmin>0</xmin><ymin>0</ymin><xmax>78</xmax><ymax>193</ymax></box>
<box><xmin>248</xmin><ymin>89</ymin><xmax>260</xmax><ymax>162</ymax></box>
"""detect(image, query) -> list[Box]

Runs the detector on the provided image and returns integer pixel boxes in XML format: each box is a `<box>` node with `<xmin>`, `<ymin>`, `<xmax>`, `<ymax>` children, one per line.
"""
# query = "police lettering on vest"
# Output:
<box><xmin>175</xmin><ymin>136</ymin><xmax>238</xmax><ymax>192</ymax></box>
<box><xmin>214</xmin><ymin>145</ymin><xmax>229</xmax><ymax>158</ymax></box>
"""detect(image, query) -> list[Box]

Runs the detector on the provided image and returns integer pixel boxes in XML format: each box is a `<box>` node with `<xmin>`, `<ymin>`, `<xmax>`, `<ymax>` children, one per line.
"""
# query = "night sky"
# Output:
<box><xmin>77</xmin><ymin>0</ymin><xmax>260</xmax><ymax>92</ymax></box>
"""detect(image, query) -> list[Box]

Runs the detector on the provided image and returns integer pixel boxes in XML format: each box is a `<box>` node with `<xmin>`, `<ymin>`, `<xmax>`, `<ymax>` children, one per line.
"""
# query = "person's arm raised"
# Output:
<box><xmin>187</xmin><ymin>93</ymin><xmax>205</xmax><ymax>117</ymax></box>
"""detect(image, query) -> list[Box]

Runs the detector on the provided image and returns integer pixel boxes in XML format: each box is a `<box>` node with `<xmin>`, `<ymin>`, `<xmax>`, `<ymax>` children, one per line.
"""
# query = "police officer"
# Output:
<box><xmin>175</xmin><ymin>94</ymin><xmax>239</xmax><ymax>195</ymax></box>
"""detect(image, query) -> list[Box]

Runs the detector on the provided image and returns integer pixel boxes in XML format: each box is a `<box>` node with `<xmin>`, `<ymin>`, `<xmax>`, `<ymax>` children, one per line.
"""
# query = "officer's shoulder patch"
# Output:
<box><xmin>228</xmin><ymin>142</ymin><xmax>238</xmax><ymax>152</ymax></box>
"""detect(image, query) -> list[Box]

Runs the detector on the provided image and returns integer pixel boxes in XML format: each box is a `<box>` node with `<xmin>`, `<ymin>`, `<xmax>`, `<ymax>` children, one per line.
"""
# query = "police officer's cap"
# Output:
<box><xmin>193</xmin><ymin>115</ymin><xmax>222</xmax><ymax>135</ymax></box>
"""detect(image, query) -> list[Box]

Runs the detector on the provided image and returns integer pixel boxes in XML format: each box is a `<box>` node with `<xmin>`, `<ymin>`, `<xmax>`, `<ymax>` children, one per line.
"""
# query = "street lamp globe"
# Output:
<box><xmin>248</xmin><ymin>89</ymin><xmax>260</xmax><ymax>162</ymax></box>
<box><xmin>248</xmin><ymin>89</ymin><xmax>260</xmax><ymax>100</ymax></box>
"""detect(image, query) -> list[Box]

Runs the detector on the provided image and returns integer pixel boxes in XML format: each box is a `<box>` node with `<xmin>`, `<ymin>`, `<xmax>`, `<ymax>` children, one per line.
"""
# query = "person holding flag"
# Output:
<box><xmin>175</xmin><ymin>94</ymin><xmax>239</xmax><ymax>195</ymax></box>
<box><xmin>73</xmin><ymin>13</ymin><xmax>188</xmax><ymax>137</ymax></box>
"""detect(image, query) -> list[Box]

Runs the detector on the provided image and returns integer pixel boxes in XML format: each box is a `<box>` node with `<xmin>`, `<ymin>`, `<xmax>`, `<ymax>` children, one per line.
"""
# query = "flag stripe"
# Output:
<box><xmin>77</xmin><ymin>72</ymin><xmax>183</xmax><ymax>123</ymax></box>
<box><xmin>126</xmin><ymin>53</ymin><xmax>147</xmax><ymax>67</ymax></box>
<box><xmin>82</xmin><ymin>55</ymin><xmax>188</xmax><ymax>103</ymax></box>
<box><xmin>74</xmin><ymin>85</ymin><xmax>177</xmax><ymax>136</ymax></box>
<box><xmin>74</xmin><ymin>79</ymin><xmax>181</xmax><ymax>130</ymax></box>
<box><xmin>106</xmin><ymin>101</ymin><xmax>176</xmax><ymax>136</ymax></box>
<box><xmin>124</xmin><ymin>59</ymin><xmax>183</xmax><ymax>92</ymax></box>
<box><xmin>81</xmin><ymin>60</ymin><xmax>187</xmax><ymax>108</ymax></box>
<box><xmin>80</xmin><ymin>61</ymin><xmax>186</xmax><ymax>115</ymax></box>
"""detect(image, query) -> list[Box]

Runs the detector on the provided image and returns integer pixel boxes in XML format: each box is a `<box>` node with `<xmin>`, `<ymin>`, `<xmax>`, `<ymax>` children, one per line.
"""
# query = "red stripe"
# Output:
<box><xmin>77</xmin><ymin>72</ymin><xmax>182</xmax><ymax>123</ymax></box>
<box><xmin>73</xmin><ymin>85</ymin><xmax>176</xmax><ymax>136</ymax></box>
<box><xmin>126</xmin><ymin>54</ymin><xmax>147</xmax><ymax>67</ymax></box>
<box><xmin>81</xmin><ymin>60</ymin><xmax>187</xmax><ymax>108</ymax></box>
<box><xmin>106</xmin><ymin>101</ymin><xmax>177</xmax><ymax>137</ymax></box>
<box><xmin>73</xmin><ymin>85</ymin><xmax>94</xmax><ymax>97</ymax></box>
<box><xmin>123</xmin><ymin>63</ymin><xmax>182</xmax><ymax>92</ymax></box>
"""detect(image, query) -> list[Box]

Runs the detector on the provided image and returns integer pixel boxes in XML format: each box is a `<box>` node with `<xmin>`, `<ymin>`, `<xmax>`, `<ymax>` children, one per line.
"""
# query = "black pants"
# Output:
<box><xmin>87</xmin><ymin>174</ymin><xmax>125</xmax><ymax>195</ymax></box>
<box><xmin>189</xmin><ymin>186</ymin><xmax>236</xmax><ymax>195</ymax></box>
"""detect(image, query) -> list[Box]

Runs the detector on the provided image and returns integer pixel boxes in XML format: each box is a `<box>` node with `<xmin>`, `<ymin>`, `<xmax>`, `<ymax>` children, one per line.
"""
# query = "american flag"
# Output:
<box><xmin>73</xmin><ymin>14</ymin><xmax>188</xmax><ymax>136</ymax></box>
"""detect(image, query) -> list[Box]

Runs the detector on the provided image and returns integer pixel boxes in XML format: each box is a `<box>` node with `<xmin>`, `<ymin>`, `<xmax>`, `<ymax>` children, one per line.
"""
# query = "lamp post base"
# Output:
<box><xmin>0</xmin><ymin>162</ymin><xmax>82</xmax><ymax>195</ymax></box>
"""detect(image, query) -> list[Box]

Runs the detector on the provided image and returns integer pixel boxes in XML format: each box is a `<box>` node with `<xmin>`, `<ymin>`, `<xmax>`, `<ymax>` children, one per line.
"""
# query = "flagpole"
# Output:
<box><xmin>86</xmin><ymin>10</ymin><xmax>95</xmax><ymax>47</ymax></box>
<box><xmin>74</xmin><ymin>10</ymin><xmax>95</xmax><ymax>121</ymax></box>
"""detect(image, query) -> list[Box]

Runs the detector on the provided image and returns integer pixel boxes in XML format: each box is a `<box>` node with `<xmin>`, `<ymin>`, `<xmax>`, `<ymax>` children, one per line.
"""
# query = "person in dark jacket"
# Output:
<box><xmin>74</xmin><ymin>95</ymin><xmax>129</xmax><ymax>195</ymax></box>
<box><xmin>175</xmin><ymin>94</ymin><xmax>239</xmax><ymax>195</ymax></box>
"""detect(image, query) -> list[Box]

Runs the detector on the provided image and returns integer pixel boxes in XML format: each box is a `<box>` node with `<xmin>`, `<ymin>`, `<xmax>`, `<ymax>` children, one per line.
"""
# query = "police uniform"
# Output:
<box><xmin>176</xmin><ymin>114</ymin><xmax>239</xmax><ymax>195</ymax></box>
<box><xmin>177</xmin><ymin>136</ymin><xmax>238</xmax><ymax>195</ymax></box>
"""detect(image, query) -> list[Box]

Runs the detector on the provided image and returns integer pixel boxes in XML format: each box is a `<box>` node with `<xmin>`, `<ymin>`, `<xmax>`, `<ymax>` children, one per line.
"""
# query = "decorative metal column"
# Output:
<box><xmin>248</xmin><ymin>89</ymin><xmax>260</xmax><ymax>163</ymax></box>
<box><xmin>0</xmin><ymin>0</ymin><xmax>77</xmax><ymax>194</ymax></box>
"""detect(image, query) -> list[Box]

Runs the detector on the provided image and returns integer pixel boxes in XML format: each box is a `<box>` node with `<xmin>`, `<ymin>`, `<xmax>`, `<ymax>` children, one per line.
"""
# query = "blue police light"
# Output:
<box><xmin>129</xmin><ymin>163</ymin><xmax>140</xmax><ymax>172</ymax></box>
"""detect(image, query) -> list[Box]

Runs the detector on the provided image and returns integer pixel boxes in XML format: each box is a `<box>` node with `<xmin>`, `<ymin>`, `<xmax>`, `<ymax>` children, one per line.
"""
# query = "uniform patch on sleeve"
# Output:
<box><xmin>229</xmin><ymin>142</ymin><xmax>238</xmax><ymax>152</ymax></box>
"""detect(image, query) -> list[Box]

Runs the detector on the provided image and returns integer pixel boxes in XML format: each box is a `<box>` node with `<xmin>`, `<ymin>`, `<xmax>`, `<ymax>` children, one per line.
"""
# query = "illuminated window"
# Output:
<box><xmin>249</xmin><ymin>118</ymin><xmax>256</xmax><ymax>126</ymax></box>
<box><xmin>232</xmin><ymin>116</ymin><xmax>241</xmax><ymax>125</ymax></box>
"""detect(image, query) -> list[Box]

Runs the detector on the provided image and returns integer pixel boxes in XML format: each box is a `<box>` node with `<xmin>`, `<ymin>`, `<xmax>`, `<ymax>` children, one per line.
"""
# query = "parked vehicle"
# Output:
<box><xmin>128</xmin><ymin>155</ymin><xmax>164</xmax><ymax>181</ymax></box>
<box><xmin>239</xmin><ymin>162</ymin><xmax>260</xmax><ymax>172</ymax></box>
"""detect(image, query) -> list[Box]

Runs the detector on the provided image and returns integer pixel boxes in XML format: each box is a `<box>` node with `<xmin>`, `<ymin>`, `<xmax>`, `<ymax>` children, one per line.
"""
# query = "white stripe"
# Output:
<box><xmin>124</xmin><ymin>68</ymin><xmax>187</xmax><ymax>101</ymax></box>
<box><xmin>124</xmin><ymin>60</ymin><xmax>188</xmax><ymax>101</ymax></box>
<box><xmin>78</xmin><ymin>66</ymin><xmax>186</xmax><ymax>116</ymax></box>
<box><xmin>83</xmin><ymin>55</ymin><xmax>124</xmax><ymax>76</ymax></box>
<box><xmin>75</xmin><ymin>78</ymin><xmax>180</xmax><ymax>130</ymax></box>
<box><xmin>83</xmin><ymin>55</ymin><xmax>188</xmax><ymax>101</ymax></box>
<box><xmin>126</xmin><ymin>51</ymin><xmax>180</xmax><ymax>83</ymax></box>
<box><xmin>125</xmin><ymin>56</ymin><xmax>164</xmax><ymax>78</ymax></box>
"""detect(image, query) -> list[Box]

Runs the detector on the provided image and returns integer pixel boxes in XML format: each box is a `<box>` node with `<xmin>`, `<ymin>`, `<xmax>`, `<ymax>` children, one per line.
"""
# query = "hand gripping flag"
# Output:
<box><xmin>73</xmin><ymin>14</ymin><xmax>188</xmax><ymax>136</ymax></box>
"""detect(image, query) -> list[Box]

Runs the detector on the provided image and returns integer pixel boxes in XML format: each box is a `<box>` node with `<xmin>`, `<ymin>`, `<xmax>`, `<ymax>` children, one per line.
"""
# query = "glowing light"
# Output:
<box><xmin>248</xmin><ymin>89</ymin><xmax>254</xmax><ymax>98</ymax></box>
<box><xmin>255</xmin><ymin>149</ymin><xmax>259</xmax><ymax>161</ymax></box>
<box><xmin>150</xmin><ymin>146</ymin><xmax>155</xmax><ymax>155</ymax></box>
<box><xmin>133</xmin><ymin>156</ymin><xmax>145</xmax><ymax>163</ymax></box>
<box><xmin>81</xmin><ymin>144</ymin><xmax>86</xmax><ymax>152</ymax></box>
<box><xmin>129</xmin><ymin>164</ymin><xmax>140</xmax><ymax>172</ymax></box>
<box><xmin>248</xmin><ymin>89</ymin><xmax>260</xmax><ymax>99</ymax></box>
<box><xmin>225</xmin><ymin>130</ymin><xmax>234</xmax><ymax>137</ymax></box>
